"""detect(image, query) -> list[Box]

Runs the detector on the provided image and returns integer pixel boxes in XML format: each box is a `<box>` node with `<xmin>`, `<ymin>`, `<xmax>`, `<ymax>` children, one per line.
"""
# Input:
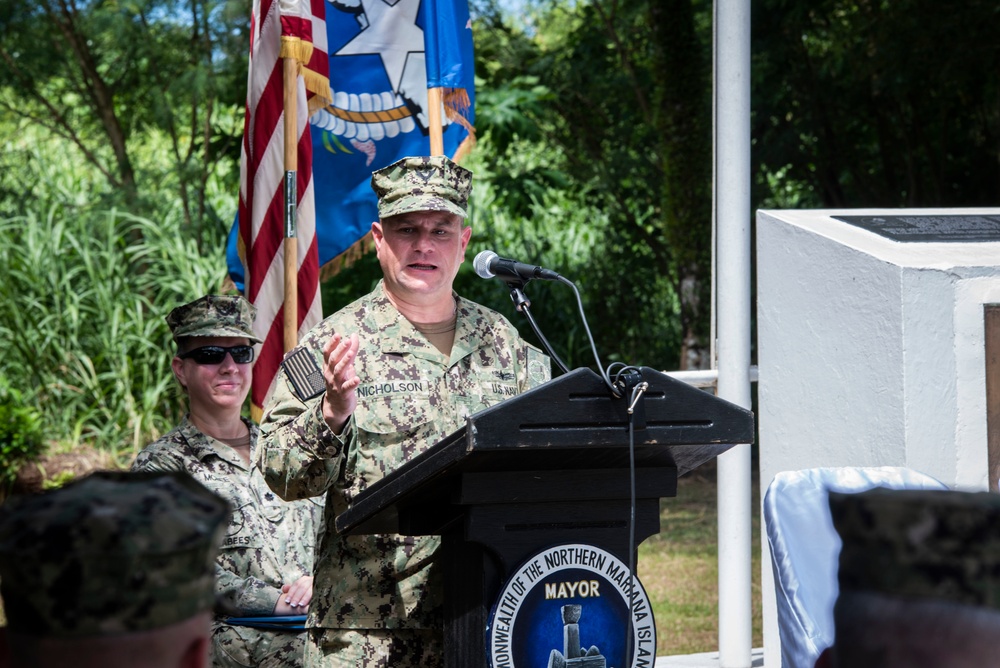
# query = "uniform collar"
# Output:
<box><xmin>371</xmin><ymin>279</ymin><xmax>486</xmax><ymax>365</ymax></box>
<box><xmin>177</xmin><ymin>415</ymin><xmax>255</xmax><ymax>471</ymax></box>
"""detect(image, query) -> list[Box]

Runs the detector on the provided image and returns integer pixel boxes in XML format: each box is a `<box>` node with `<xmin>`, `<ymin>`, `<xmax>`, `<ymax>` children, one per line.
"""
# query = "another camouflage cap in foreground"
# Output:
<box><xmin>167</xmin><ymin>294</ymin><xmax>262</xmax><ymax>344</ymax></box>
<box><xmin>830</xmin><ymin>487</ymin><xmax>1000</xmax><ymax>609</ymax></box>
<box><xmin>0</xmin><ymin>471</ymin><xmax>229</xmax><ymax>637</ymax></box>
<box><xmin>371</xmin><ymin>155</ymin><xmax>473</xmax><ymax>219</ymax></box>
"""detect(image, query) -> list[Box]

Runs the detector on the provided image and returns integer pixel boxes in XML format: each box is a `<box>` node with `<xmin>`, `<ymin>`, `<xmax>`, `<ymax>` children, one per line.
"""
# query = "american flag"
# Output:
<box><xmin>238</xmin><ymin>0</ymin><xmax>330</xmax><ymax>415</ymax></box>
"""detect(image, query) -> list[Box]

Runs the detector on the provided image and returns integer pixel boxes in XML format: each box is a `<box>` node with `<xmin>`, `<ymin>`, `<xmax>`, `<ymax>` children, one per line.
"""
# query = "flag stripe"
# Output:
<box><xmin>240</xmin><ymin>0</ymin><xmax>326</xmax><ymax>411</ymax></box>
<box><xmin>246</xmin><ymin>106</ymin><xmax>316</xmax><ymax>300</ymax></box>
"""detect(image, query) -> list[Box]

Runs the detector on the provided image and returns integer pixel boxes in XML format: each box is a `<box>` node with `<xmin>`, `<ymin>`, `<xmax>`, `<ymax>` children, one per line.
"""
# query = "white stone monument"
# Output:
<box><xmin>756</xmin><ymin>207</ymin><xmax>1000</xmax><ymax>665</ymax></box>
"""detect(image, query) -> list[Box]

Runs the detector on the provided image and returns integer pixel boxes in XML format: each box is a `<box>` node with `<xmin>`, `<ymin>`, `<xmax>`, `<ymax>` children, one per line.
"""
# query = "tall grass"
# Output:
<box><xmin>0</xmin><ymin>127</ymin><xmax>233</xmax><ymax>468</ymax></box>
<box><xmin>0</xmin><ymin>205</ymin><xmax>228</xmax><ymax>465</ymax></box>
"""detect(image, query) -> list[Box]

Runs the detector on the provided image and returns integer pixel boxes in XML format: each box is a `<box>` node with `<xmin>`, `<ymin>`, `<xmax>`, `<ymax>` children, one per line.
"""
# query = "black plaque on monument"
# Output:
<box><xmin>833</xmin><ymin>214</ymin><xmax>1000</xmax><ymax>242</ymax></box>
<box><xmin>335</xmin><ymin>366</ymin><xmax>755</xmax><ymax>668</ymax></box>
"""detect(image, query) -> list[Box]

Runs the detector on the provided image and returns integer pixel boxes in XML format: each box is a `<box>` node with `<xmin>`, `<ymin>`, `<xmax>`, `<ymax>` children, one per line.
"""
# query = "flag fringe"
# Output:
<box><xmin>280</xmin><ymin>37</ymin><xmax>332</xmax><ymax>111</ymax></box>
<box><xmin>280</xmin><ymin>35</ymin><xmax>314</xmax><ymax>66</ymax></box>
<box><xmin>303</xmin><ymin>67</ymin><xmax>333</xmax><ymax>112</ymax></box>
<box><xmin>443</xmin><ymin>88</ymin><xmax>475</xmax><ymax>136</ymax></box>
<box><xmin>453</xmin><ymin>133</ymin><xmax>476</xmax><ymax>163</ymax></box>
<box><xmin>220</xmin><ymin>274</ymin><xmax>238</xmax><ymax>295</ymax></box>
<box><xmin>318</xmin><ymin>231</ymin><xmax>376</xmax><ymax>281</ymax></box>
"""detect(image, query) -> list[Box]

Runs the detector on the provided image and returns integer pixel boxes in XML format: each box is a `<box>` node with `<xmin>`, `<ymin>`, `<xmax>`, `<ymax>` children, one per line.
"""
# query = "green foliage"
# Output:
<box><xmin>755</xmin><ymin>164</ymin><xmax>821</xmax><ymax>210</ymax></box>
<box><xmin>0</xmin><ymin>122</ymin><xmax>109</xmax><ymax>217</ymax></box>
<box><xmin>41</xmin><ymin>470</ymin><xmax>77</xmax><ymax>491</ymax></box>
<box><xmin>474</xmin><ymin>75</ymin><xmax>554</xmax><ymax>151</ymax></box>
<box><xmin>0</xmin><ymin>142</ymin><xmax>230</xmax><ymax>463</ymax></box>
<box><xmin>0</xmin><ymin>379</ymin><xmax>45</xmax><ymax>489</ymax></box>
<box><xmin>472</xmin><ymin>0</ymin><xmax>698</xmax><ymax>369</ymax></box>
<box><xmin>0</xmin><ymin>0</ymin><xmax>247</xmax><ymax>235</ymax></box>
<box><xmin>752</xmin><ymin>0</ymin><xmax>1000</xmax><ymax>207</ymax></box>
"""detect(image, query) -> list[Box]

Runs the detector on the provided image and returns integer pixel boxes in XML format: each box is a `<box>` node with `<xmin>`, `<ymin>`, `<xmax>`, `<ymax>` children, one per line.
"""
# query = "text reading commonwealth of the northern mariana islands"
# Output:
<box><xmin>489</xmin><ymin>544</ymin><xmax>656</xmax><ymax>668</ymax></box>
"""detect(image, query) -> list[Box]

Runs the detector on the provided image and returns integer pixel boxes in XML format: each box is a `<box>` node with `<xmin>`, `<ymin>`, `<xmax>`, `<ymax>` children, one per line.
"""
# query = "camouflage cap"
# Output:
<box><xmin>830</xmin><ymin>487</ymin><xmax>1000</xmax><ymax>610</ymax></box>
<box><xmin>371</xmin><ymin>155</ymin><xmax>473</xmax><ymax>219</ymax></box>
<box><xmin>0</xmin><ymin>471</ymin><xmax>229</xmax><ymax>637</ymax></box>
<box><xmin>166</xmin><ymin>294</ymin><xmax>262</xmax><ymax>344</ymax></box>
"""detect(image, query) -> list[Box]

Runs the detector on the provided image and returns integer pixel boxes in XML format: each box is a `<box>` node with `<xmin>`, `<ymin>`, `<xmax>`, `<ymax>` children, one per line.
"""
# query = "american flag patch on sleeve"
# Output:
<box><xmin>282</xmin><ymin>348</ymin><xmax>326</xmax><ymax>401</ymax></box>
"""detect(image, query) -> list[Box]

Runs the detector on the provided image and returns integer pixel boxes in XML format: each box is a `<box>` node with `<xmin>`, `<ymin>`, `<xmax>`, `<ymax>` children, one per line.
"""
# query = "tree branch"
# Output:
<box><xmin>590</xmin><ymin>0</ymin><xmax>651</xmax><ymax>122</ymax></box>
<box><xmin>46</xmin><ymin>0</ymin><xmax>136</xmax><ymax>194</ymax></box>
<box><xmin>0</xmin><ymin>49</ymin><xmax>120</xmax><ymax>188</ymax></box>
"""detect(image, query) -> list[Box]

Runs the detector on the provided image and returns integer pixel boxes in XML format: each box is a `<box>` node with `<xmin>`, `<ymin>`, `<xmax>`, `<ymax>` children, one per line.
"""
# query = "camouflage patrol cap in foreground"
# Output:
<box><xmin>0</xmin><ymin>471</ymin><xmax>229</xmax><ymax>637</ymax></box>
<box><xmin>166</xmin><ymin>294</ymin><xmax>262</xmax><ymax>344</ymax></box>
<box><xmin>830</xmin><ymin>487</ymin><xmax>1000</xmax><ymax>610</ymax></box>
<box><xmin>371</xmin><ymin>155</ymin><xmax>473</xmax><ymax>219</ymax></box>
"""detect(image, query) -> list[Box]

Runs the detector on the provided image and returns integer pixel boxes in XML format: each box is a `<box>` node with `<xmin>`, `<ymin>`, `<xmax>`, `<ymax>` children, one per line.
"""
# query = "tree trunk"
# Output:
<box><xmin>650</xmin><ymin>0</ymin><xmax>712</xmax><ymax>370</ymax></box>
<box><xmin>48</xmin><ymin>0</ymin><xmax>137</xmax><ymax>200</ymax></box>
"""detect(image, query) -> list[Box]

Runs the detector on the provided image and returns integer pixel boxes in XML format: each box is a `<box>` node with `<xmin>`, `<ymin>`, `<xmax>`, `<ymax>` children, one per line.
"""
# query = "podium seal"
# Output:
<box><xmin>486</xmin><ymin>543</ymin><xmax>656</xmax><ymax>668</ymax></box>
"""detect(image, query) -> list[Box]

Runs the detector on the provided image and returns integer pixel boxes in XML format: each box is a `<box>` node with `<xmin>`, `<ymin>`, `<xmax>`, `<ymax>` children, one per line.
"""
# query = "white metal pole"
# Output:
<box><xmin>714</xmin><ymin>0</ymin><xmax>753</xmax><ymax>665</ymax></box>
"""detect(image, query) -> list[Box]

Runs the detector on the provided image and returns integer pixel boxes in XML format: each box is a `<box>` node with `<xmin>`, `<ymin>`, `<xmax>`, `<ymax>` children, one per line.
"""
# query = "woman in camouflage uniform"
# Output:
<box><xmin>132</xmin><ymin>294</ymin><xmax>323</xmax><ymax>668</ymax></box>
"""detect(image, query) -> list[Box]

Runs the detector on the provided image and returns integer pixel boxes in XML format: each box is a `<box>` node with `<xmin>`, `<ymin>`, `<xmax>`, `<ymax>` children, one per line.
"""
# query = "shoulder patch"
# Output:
<box><xmin>282</xmin><ymin>348</ymin><xmax>326</xmax><ymax>401</ymax></box>
<box><xmin>526</xmin><ymin>344</ymin><xmax>552</xmax><ymax>387</ymax></box>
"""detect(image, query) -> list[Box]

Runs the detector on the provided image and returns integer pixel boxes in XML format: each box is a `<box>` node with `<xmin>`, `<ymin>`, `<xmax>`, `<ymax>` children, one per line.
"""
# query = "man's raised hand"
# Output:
<box><xmin>321</xmin><ymin>332</ymin><xmax>360</xmax><ymax>433</ymax></box>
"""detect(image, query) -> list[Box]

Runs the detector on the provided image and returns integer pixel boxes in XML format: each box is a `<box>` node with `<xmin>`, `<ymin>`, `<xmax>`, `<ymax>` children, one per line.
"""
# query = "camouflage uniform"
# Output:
<box><xmin>0</xmin><ymin>470</ymin><xmax>228</xmax><ymax>637</ymax></box>
<box><xmin>133</xmin><ymin>418</ymin><xmax>323</xmax><ymax>667</ymax></box>
<box><xmin>258</xmin><ymin>280</ymin><xmax>550</xmax><ymax>666</ymax></box>
<box><xmin>131</xmin><ymin>293</ymin><xmax>323</xmax><ymax>668</ymax></box>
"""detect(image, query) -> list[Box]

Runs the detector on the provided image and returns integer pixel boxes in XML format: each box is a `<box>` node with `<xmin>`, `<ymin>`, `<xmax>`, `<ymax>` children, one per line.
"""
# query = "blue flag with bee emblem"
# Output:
<box><xmin>227</xmin><ymin>0</ymin><xmax>475</xmax><ymax>289</ymax></box>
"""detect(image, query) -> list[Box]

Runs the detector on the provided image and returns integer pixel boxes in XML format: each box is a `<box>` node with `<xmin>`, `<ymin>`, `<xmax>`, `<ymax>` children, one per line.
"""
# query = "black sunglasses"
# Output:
<box><xmin>179</xmin><ymin>345</ymin><xmax>255</xmax><ymax>365</ymax></box>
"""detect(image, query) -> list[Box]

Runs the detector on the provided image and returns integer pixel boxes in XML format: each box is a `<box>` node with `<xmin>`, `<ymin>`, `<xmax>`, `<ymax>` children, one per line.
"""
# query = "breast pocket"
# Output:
<box><xmin>350</xmin><ymin>393</ymin><xmax>437</xmax><ymax>494</ymax></box>
<box><xmin>253</xmin><ymin>478</ymin><xmax>322</xmax><ymax>573</ymax></box>
<box><xmin>455</xmin><ymin>364</ymin><xmax>519</xmax><ymax>415</ymax></box>
<box><xmin>199</xmin><ymin>473</ymin><xmax>266</xmax><ymax>551</ymax></box>
<box><xmin>356</xmin><ymin>390</ymin><xmax>434</xmax><ymax>434</ymax></box>
<box><xmin>255</xmin><ymin>484</ymin><xmax>289</xmax><ymax>523</ymax></box>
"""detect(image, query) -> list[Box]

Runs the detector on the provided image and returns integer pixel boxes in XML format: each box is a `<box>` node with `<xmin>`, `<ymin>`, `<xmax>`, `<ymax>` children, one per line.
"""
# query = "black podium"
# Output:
<box><xmin>336</xmin><ymin>367</ymin><xmax>754</xmax><ymax>667</ymax></box>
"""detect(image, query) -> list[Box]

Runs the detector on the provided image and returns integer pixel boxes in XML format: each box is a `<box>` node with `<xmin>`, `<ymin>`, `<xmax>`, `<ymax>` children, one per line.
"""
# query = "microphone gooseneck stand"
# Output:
<box><xmin>490</xmin><ymin>266</ymin><xmax>649</xmax><ymax>668</ymax></box>
<box><xmin>505</xmin><ymin>281</ymin><xmax>571</xmax><ymax>376</ymax></box>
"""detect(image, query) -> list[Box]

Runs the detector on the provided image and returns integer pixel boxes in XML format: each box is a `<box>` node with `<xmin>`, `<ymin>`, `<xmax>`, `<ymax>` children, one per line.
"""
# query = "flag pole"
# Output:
<box><xmin>282</xmin><ymin>56</ymin><xmax>299</xmax><ymax>352</ymax></box>
<box><xmin>428</xmin><ymin>87</ymin><xmax>444</xmax><ymax>156</ymax></box>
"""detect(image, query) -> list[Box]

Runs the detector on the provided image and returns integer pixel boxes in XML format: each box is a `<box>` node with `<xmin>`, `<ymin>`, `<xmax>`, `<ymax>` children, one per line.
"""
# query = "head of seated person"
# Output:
<box><xmin>167</xmin><ymin>294</ymin><xmax>261</xmax><ymax>411</ymax></box>
<box><xmin>0</xmin><ymin>471</ymin><xmax>228</xmax><ymax>668</ymax></box>
<box><xmin>817</xmin><ymin>487</ymin><xmax>1000</xmax><ymax>668</ymax></box>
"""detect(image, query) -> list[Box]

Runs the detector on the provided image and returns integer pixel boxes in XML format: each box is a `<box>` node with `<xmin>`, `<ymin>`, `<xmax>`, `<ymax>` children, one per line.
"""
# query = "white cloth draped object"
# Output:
<box><xmin>763</xmin><ymin>466</ymin><xmax>948</xmax><ymax>668</ymax></box>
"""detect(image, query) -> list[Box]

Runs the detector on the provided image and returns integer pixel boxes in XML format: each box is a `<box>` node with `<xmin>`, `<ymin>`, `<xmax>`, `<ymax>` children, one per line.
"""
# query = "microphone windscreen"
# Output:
<box><xmin>473</xmin><ymin>250</ymin><xmax>498</xmax><ymax>279</ymax></box>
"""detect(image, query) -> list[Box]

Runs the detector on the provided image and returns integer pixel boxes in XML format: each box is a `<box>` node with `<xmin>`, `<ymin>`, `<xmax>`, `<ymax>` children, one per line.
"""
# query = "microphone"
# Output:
<box><xmin>473</xmin><ymin>250</ymin><xmax>561</xmax><ymax>282</ymax></box>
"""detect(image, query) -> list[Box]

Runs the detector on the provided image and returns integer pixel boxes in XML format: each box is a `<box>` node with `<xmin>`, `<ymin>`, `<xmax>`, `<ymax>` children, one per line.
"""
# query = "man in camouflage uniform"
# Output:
<box><xmin>256</xmin><ymin>155</ymin><xmax>551</xmax><ymax>667</ymax></box>
<box><xmin>0</xmin><ymin>470</ymin><xmax>229</xmax><ymax>668</ymax></box>
<box><xmin>816</xmin><ymin>488</ymin><xmax>1000</xmax><ymax>667</ymax></box>
<box><xmin>132</xmin><ymin>294</ymin><xmax>323</xmax><ymax>668</ymax></box>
